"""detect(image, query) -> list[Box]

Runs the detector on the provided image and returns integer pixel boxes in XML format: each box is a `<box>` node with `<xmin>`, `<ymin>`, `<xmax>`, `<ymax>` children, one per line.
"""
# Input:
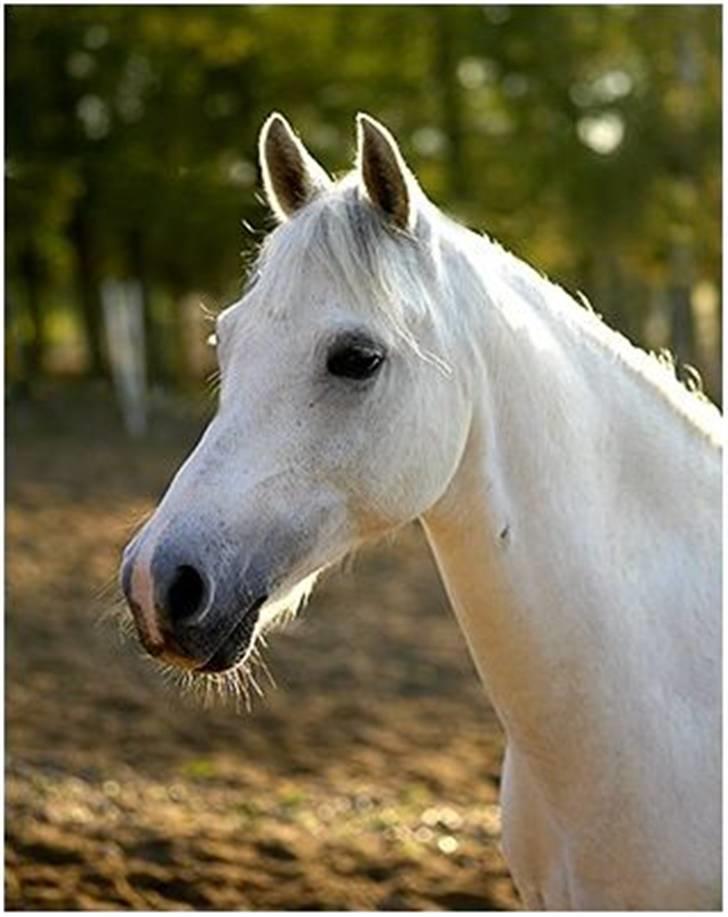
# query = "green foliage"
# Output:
<box><xmin>6</xmin><ymin>5</ymin><xmax>721</xmax><ymax>390</ymax></box>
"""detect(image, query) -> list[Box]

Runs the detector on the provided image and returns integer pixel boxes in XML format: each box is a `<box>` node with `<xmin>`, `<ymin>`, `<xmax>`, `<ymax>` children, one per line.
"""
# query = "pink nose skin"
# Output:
<box><xmin>124</xmin><ymin>532</ymin><xmax>185</xmax><ymax>657</ymax></box>
<box><xmin>126</xmin><ymin>561</ymin><xmax>204</xmax><ymax>670</ymax></box>
<box><xmin>128</xmin><ymin>560</ymin><xmax>164</xmax><ymax>651</ymax></box>
<box><xmin>122</xmin><ymin>537</ymin><xmax>211</xmax><ymax>671</ymax></box>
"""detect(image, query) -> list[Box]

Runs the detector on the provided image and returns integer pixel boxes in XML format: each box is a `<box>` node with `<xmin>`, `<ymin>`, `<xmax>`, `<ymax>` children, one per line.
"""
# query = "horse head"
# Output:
<box><xmin>121</xmin><ymin>114</ymin><xmax>470</xmax><ymax>675</ymax></box>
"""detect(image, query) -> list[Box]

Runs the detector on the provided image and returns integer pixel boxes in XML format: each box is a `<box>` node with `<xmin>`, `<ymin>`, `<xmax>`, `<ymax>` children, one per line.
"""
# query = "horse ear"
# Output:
<box><xmin>259</xmin><ymin>113</ymin><xmax>332</xmax><ymax>222</ymax></box>
<box><xmin>356</xmin><ymin>113</ymin><xmax>415</xmax><ymax>231</ymax></box>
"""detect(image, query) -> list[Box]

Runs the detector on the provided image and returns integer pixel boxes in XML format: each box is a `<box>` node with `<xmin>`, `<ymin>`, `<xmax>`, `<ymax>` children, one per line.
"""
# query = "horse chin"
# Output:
<box><xmin>196</xmin><ymin>596</ymin><xmax>266</xmax><ymax>674</ymax></box>
<box><xmin>192</xmin><ymin>570</ymin><xmax>321</xmax><ymax>676</ymax></box>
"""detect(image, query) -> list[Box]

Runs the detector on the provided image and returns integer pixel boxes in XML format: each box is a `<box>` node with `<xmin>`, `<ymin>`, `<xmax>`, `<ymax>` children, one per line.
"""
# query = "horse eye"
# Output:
<box><xmin>326</xmin><ymin>343</ymin><xmax>385</xmax><ymax>380</ymax></box>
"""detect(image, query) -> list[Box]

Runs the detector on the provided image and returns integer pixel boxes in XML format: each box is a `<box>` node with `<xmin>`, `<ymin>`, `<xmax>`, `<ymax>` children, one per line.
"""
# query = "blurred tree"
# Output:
<box><xmin>5</xmin><ymin>5</ymin><xmax>721</xmax><ymax>399</ymax></box>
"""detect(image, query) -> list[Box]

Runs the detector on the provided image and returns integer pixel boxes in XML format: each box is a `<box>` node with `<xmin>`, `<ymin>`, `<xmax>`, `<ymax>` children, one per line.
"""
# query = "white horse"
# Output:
<box><xmin>121</xmin><ymin>113</ymin><xmax>722</xmax><ymax>910</ymax></box>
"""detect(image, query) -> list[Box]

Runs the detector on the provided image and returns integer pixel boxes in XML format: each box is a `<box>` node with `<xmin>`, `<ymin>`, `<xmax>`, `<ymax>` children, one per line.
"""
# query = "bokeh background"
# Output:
<box><xmin>6</xmin><ymin>5</ymin><xmax>721</xmax><ymax>911</ymax></box>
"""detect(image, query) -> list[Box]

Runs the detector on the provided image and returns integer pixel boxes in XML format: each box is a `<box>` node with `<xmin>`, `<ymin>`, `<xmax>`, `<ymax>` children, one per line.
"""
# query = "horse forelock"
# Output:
<box><xmin>244</xmin><ymin>177</ymin><xmax>449</xmax><ymax>352</ymax></box>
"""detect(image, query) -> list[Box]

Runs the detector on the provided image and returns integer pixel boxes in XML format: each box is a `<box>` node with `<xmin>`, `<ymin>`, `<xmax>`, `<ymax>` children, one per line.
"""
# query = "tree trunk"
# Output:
<box><xmin>6</xmin><ymin>289</ymin><xmax>32</xmax><ymax>399</ymax></box>
<box><xmin>127</xmin><ymin>228</ymin><xmax>165</xmax><ymax>385</ymax></box>
<box><xmin>668</xmin><ymin>241</ymin><xmax>696</xmax><ymax>368</ymax></box>
<box><xmin>18</xmin><ymin>244</ymin><xmax>46</xmax><ymax>377</ymax></box>
<box><xmin>431</xmin><ymin>8</ymin><xmax>467</xmax><ymax>201</ymax></box>
<box><xmin>69</xmin><ymin>204</ymin><xmax>106</xmax><ymax>378</ymax></box>
<box><xmin>666</xmin><ymin>12</ymin><xmax>700</xmax><ymax>373</ymax></box>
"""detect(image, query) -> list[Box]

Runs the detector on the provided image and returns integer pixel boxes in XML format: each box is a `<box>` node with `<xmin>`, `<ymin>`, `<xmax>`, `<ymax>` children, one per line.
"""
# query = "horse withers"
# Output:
<box><xmin>121</xmin><ymin>113</ymin><xmax>722</xmax><ymax>910</ymax></box>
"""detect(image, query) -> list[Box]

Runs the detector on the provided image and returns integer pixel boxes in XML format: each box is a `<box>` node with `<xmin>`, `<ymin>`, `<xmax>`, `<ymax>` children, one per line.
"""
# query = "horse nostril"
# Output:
<box><xmin>165</xmin><ymin>564</ymin><xmax>208</xmax><ymax>625</ymax></box>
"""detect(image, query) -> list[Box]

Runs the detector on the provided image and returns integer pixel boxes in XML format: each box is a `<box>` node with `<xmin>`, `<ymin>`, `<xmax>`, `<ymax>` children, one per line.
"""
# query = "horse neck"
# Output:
<box><xmin>421</xmin><ymin>237</ymin><xmax>721</xmax><ymax>791</ymax></box>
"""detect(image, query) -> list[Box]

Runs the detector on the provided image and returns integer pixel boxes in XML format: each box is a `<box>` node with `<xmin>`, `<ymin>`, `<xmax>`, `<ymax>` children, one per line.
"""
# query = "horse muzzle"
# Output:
<box><xmin>120</xmin><ymin>530</ymin><xmax>269</xmax><ymax>673</ymax></box>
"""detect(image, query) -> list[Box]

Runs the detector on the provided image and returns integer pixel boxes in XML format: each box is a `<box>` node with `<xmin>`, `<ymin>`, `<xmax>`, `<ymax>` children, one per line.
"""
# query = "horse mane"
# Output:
<box><xmin>485</xmin><ymin>236</ymin><xmax>723</xmax><ymax>448</ymax></box>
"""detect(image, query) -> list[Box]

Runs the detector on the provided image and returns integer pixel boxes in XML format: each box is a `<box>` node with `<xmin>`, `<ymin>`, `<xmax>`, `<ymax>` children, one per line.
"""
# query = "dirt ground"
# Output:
<box><xmin>6</xmin><ymin>385</ymin><xmax>519</xmax><ymax>911</ymax></box>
